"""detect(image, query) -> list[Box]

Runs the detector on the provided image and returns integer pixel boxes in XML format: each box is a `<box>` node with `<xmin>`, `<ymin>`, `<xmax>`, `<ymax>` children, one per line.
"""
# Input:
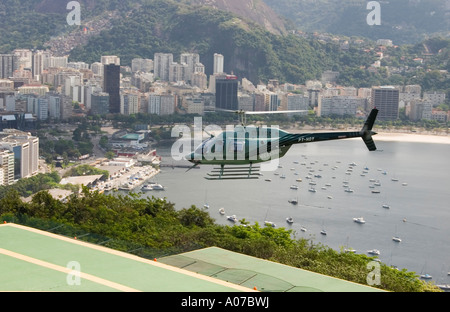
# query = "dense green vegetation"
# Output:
<box><xmin>0</xmin><ymin>184</ymin><xmax>441</xmax><ymax>292</ymax></box>
<box><xmin>264</xmin><ymin>0</ymin><xmax>449</xmax><ymax>45</ymax></box>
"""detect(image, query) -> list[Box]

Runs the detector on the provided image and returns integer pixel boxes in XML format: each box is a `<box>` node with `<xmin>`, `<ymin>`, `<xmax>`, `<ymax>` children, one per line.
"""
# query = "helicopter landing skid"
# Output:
<box><xmin>205</xmin><ymin>164</ymin><xmax>261</xmax><ymax>180</ymax></box>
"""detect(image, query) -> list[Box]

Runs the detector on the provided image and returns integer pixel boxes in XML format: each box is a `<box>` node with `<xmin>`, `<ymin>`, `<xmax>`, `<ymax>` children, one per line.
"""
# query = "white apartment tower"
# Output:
<box><xmin>213</xmin><ymin>53</ymin><xmax>224</xmax><ymax>74</ymax></box>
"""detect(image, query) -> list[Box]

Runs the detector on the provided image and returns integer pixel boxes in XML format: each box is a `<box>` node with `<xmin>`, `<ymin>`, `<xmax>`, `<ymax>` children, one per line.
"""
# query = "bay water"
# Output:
<box><xmin>129</xmin><ymin>136</ymin><xmax>450</xmax><ymax>285</ymax></box>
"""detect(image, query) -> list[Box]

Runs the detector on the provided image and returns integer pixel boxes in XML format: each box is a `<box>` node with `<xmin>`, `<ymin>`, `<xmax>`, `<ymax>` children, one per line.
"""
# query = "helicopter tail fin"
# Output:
<box><xmin>360</xmin><ymin>108</ymin><xmax>378</xmax><ymax>151</ymax></box>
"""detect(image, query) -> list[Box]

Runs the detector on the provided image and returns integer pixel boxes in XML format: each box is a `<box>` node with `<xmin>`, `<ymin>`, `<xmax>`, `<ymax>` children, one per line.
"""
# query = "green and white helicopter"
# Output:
<box><xmin>185</xmin><ymin>108</ymin><xmax>379</xmax><ymax>180</ymax></box>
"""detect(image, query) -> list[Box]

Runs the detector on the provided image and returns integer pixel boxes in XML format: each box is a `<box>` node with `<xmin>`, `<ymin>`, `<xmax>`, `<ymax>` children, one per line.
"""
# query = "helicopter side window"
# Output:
<box><xmin>228</xmin><ymin>140</ymin><xmax>245</xmax><ymax>152</ymax></box>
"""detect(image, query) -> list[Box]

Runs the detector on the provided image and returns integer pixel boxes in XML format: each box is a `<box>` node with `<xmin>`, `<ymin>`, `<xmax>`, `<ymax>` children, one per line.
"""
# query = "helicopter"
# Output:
<box><xmin>185</xmin><ymin>108</ymin><xmax>379</xmax><ymax>180</ymax></box>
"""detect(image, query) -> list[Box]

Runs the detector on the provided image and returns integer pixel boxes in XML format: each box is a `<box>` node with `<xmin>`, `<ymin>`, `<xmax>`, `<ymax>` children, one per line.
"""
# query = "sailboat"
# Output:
<box><xmin>420</xmin><ymin>262</ymin><xmax>432</xmax><ymax>279</ymax></box>
<box><xmin>344</xmin><ymin>236</ymin><xmax>356</xmax><ymax>253</ymax></box>
<box><xmin>392</xmin><ymin>225</ymin><xmax>401</xmax><ymax>242</ymax></box>
<box><xmin>264</xmin><ymin>207</ymin><xmax>276</xmax><ymax>227</ymax></box>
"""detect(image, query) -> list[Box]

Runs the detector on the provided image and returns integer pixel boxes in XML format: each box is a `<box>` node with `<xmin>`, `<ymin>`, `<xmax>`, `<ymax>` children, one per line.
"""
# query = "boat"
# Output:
<box><xmin>141</xmin><ymin>184</ymin><xmax>153</xmax><ymax>191</ymax></box>
<box><xmin>420</xmin><ymin>274</ymin><xmax>432</xmax><ymax>280</ymax></box>
<box><xmin>392</xmin><ymin>236</ymin><xmax>402</xmax><ymax>242</ymax></box>
<box><xmin>371</xmin><ymin>189</ymin><xmax>381</xmax><ymax>194</ymax></box>
<box><xmin>367</xmin><ymin>249</ymin><xmax>380</xmax><ymax>255</ymax></box>
<box><xmin>296</xmin><ymin>178</ymin><xmax>302</xmax><ymax>182</ymax></box>
<box><xmin>119</xmin><ymin>183</ymin><xmax>132</xmax><ymax>191</ymax></box>
<box><xmin>286</xmin><ymin>217</ymin><xmax>294</xmax><ymax>224</ymax></box>
<box><xmin>290</xmin><ymin>185</ymin><xmax>298</xmax><ymax>190</ymax></box>
<box><xmin>320</xmin><ymin>230</ymin><xmax>327</xmax><ymax>235</ymax></box>
<box><xmin>219</xmin><ymin>207</ymin><xmax>225</xmax><ymax>215</ymax></box>
<box><xmin>327</xmin><ymin>195</ymin><xmax>333</xmax><ymax>199</ymax></box>
<box><xmin>437</xmin><ymin>284</ymin><xmax>450</xmax><ymax>291</ymax></box>
<box><xmin>288</xmin><ymin>198</ymin><xmax>298</xmax><ymax>205</ymax></box>
<box><xmin>382</xmin><ymin>204</ymin><xmax>390</xmax><ymax>209</ymax></box>
<box><xmin>265</xmin><ymin>178</ymin><xmax>272</xmax><ymax>182</ymax></box>
<box><xmin>280</xmin><ymin>174</ymin><xmax>286</xmax><ymax>179</ymax></box>
<box><xmin>308</xmin><ymin>188</ymin><xmax>316</xmax><ymax>193</ymax></box>
<box><xmin>203</xmin><ymin>203</ymin><xmax>209</xmax><ymax>209</ymax></box>
<box><xmin>264</xmin><ymin>221</ymin><xmax>276</xmax><ymax>227</ymax></box>
<box><xmin>353</xmin><ymin>217</ymin><xmax>366</xmax><ymax>224</ymax></box>
<box><xmin>402</xmin><ymin>182</ymin><xmax>408</xmax><ymax>186</ymax></box>
<box><xmin>345</xmin><ymin>188</ymin><xmax>354</xmax><ymax>193</ymax></box>
<box><xmin>227</xmin><ymin>215</ymin><xmax>238</xmax><ymax>223</ymax></box>
<box><xmin>300</xmin><ymin>227</ymin><xmax>307</xmax><ymax>232</ymax></box>
<box><xmin>152</xmin><ymin>183</ymin><xmax>165</xmax><ymax>190</ymax></box>
<box><xmin>344</xmin><ymin>248</ymin><xmax>356</xmax><ymax>253</ymax></box>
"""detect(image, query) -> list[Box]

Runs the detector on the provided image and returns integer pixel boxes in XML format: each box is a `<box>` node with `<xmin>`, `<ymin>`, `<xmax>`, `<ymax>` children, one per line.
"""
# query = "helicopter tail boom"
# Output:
<box><xmin>281</xmin><ymin>108</ymin><xmax>379</xmax><ymax>151</ymax></box>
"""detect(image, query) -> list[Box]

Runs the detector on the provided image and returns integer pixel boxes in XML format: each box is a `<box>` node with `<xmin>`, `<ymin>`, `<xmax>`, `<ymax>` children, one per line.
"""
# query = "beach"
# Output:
<box><xmin>374</xmin><ymin>132</ymin><xmax>450</xmax><ymax>145</ymax></box>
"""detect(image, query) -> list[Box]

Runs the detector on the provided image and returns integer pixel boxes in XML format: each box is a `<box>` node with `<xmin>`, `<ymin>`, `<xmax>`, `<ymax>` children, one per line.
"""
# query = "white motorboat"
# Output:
<box><xmin>392</xmin><ymin>236</ymin><xmax>402</xmax><ymax>242</ymax></box>
<box><xmin>320</xmin><ymin>230</ymin><xmax>327</xmax><ymax>235</ymax></box>
<box><xmin>141</xmin><ymin>184</ymin><xmax>153</xmax><ymax>191</ymax></box>
<box><xmin>152</xmin><ymin>183</ymin><xmax>165</xmax><ymax>190</ymax></box>
<box><xmin>308</xmin><ymin>188</ymin><xmax>316</xmax><ymax>193</ymax></box>
<box><xmin>286</xmin><ymin>217</ymin><xmax>294</xmax><ymax>224</ymax></box>
<box><xmin>300</xmin><ymin>227</ymin><xmax>307</xmax><ymax>232</ymax></box>
<box><xmin>219</xmin><ymin>207</ymin><xmax>225</xmax><ymax>215</ymax></box>
<box><xmin>437</xmin><ymin>284</ymin><xmax>450</xmax><ymax>291</ymax></box>
<box><xmin>382</xmin><ymin>204</ymin><xmax>390</xmax><ymax>209</ymax></box>
<box><xmin>290</xmin><ymin>185</ymin><xmax>298</xmax><ymax>190</ymax></box>
<box><xmin>367</xmin><ymin>249</ymin><xmax>380</xmax><ymax>255</ymax></box>
<box><xmin>353</xmin><ymin>217</ymin><xmax>366</xmax><ymax>224</ymax></box>
<box><xmin>264</xmin><ymin>221</ymin><xmax>276</xmax><ymax>227</ymax></box>
<box><xmin>227</xmin><ymin>215</ymin><xmax>238</xmax><ymax>223</ymax></box>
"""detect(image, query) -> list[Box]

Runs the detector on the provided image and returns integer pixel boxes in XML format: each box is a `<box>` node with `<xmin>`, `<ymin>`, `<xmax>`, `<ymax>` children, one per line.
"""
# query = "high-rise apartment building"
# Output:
<box><xmin>371</xmin><ymin>86</ymin><xmax>399</xmax><ymax>120</ymax></box>
<box><xmin>180</xmin><ymin>53</ymin><xmax>200</xmax><ymax>83</ymax></box>
<box><xmin>0</xmin><ymin>54</ymin><xmax>19</xmax><ymax>79</ymax></box>
<box><xmin>215</xmin><ymin>74</ymin><xmax>238</xmax><ymax>111</ymax></box>
<box><xmin>120</xmin><ymin>91</ymin><xmax>139</xmax><ymax>115</ymax></box>
<box><xmin>154</xmin><ymin>53</ymin><xmax>173</xmax><ymax>81</ymax></box>
<box><xmin>103</xmin><ymin>64</ymin><xmax>121</xmax><ymax>114</ymax></box>
<box><xmin>0</xmin><ymin>149</ymin><xmax>14</xmax><ymax>185</ymax></box>
<box><xmin>0</xmin><ymin>129</ymin><xmax>39</xmax><ymax>180</ymax></box>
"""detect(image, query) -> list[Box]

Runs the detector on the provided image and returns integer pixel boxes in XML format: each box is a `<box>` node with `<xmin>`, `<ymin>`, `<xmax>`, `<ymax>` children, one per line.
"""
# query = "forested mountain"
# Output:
<box><xmin>1</xmin><ymin>0</ymin><xmax>449</xmax><ymax>90</ymax></box>
<box><xmin>264</xmin><ymin>0</ymin><xmax>450</xmax><ymax>45</ymax></box>
<box><xmin>68</xmin><ymin>0</ymin><xmax>346</xmax><ymax>84</ymax></box>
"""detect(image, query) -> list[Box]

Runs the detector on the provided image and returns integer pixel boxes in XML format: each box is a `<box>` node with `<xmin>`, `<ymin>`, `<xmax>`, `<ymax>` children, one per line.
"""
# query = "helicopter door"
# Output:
<box><xmin>227</xmin><ymin>140</ymin><xmax>245</xmax><ymax>160</ymax></box>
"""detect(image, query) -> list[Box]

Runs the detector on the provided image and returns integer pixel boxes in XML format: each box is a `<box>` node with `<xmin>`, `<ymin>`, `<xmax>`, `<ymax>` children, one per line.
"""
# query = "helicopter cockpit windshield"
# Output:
<box><xmin>194</xmin><ymin>136</ymin><xmax>223</xmax><ymax>156</ymax></box>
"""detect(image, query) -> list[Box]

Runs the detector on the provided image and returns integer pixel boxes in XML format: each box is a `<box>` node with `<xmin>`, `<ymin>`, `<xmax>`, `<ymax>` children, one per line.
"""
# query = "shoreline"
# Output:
<box><xmin>373</xmin><ymin>132</ymin><xmax>450</xmax><ymax>145</ymax></box>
